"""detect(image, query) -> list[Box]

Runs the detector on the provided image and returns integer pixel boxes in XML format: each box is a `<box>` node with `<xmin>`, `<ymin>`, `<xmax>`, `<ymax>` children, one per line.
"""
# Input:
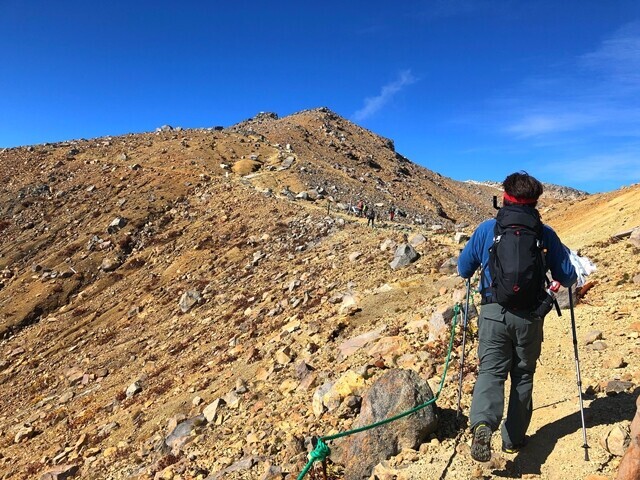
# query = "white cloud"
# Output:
<box><xmin>580</xmin><ymin>21</ymin><xmax>640</xmax><ymax>88</ymax></box>
<box><xmin>539</xmin><ymin>150</ymin><xmax>640</xmax><ymax>190</ymax></box>
<box><xmin>506</xmin><ymin>113</ymin><xmax>597</xmax><ymax>138</ymax></box>
<box><xmin>501</xmin><ymin>22</ymin><xmax>640</xmax><ymax>140</ymax></box>
<box><xmin>353</xmin><ymin>70</ymin><xmax>416</xmax><ymax>122</ymax></box>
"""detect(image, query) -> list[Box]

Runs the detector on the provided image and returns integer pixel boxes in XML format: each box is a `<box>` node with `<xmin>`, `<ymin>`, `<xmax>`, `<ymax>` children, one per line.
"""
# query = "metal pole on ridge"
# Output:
<box><xmin>456</xmin><ymin>278</ymin><xmax>471</xmax><ymax>423</ymax></box>
<box><xmin>568</xmin><ymin>285</ymin><xmax>590</xmax><ymax>461</ymax></box>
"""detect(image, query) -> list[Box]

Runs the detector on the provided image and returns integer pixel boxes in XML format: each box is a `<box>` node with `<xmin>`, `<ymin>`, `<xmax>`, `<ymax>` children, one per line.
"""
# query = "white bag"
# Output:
<box><xmin>568</xmin><ymin>249</ymin><xmax>596</xmax><ymax>287</ymax></box>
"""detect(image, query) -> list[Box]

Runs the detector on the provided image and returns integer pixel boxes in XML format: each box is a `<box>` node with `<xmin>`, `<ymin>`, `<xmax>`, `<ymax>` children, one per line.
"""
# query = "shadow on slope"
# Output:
<box><xmin>493</xmin><ymin>389</ymin><xmax>639</xmax><ymax>477</ymax></box>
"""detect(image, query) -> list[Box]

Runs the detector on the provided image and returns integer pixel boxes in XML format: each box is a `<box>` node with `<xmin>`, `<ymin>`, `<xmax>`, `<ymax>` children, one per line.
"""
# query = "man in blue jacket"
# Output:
<box><xmin>457</xmin><ymin>172</ymin><xmax>577</xmax><ymax>462</ymax></box>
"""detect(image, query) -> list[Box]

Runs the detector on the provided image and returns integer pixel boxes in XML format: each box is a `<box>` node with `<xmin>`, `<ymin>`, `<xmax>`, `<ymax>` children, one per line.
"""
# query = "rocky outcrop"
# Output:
<box><xmin>337</xmin><ymin>369</ymin><xmax>437</xmax><ymax>480</ymax></box>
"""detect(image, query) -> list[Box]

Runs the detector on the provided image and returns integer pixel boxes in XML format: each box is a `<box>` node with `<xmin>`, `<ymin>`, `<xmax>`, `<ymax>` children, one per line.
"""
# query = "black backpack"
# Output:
<box><xmin>485</xmin><ymin>205</ymin><xmax>547</xmax><ymax>309</ymax></box>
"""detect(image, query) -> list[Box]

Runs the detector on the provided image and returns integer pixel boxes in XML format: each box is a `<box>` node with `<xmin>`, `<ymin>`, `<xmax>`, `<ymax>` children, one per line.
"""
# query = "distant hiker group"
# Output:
<box><xmin>351</xmin><ymin>201</ymin><xmax>401</xmax><ymax>227</ymax></box>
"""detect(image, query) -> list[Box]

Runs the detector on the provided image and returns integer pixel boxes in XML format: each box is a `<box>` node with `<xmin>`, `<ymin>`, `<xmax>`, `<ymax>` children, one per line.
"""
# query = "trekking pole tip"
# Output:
<box><xmin>583</xmin><ymin>444</ymin><xmax>590</xmax><ymax>461</ymax></box>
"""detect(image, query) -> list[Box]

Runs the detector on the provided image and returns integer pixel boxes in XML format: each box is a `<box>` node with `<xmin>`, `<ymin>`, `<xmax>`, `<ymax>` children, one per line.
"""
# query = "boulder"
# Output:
<box><xmin>606</xmin><ymin>380</ymin><xmax>635</xmax><ymax>396</ymax></box>
<box><xmin>323</xmin><ymin>371</ymin><xmax>365</xmax><ymax>412</ymax></box>
<box><xmin>203</xmin><ymin>398</ymin><xmax>225</xmax><ymax>423</ymax></box>
<box><xmin>604</xmin><ymin>356</ymin><xmax>626</xmax><ymax>369</ymax></box>
<box><xmin>312</xmin><ymin>382</ymin><xmax>333</xmax><ymax>417</ymax></box>
<box><xmin>280</xmin><ymin>156</ymin><xmax>295</xmax><ymax>170</ymax></box>
<box><xmin>337</xmin><ymin>369</ymin><xmax>437</xmax><ymax>480</ymax></box>
<box><xmin>390</xmin><ymin>244</ymin><xmax>419</xmax><ymax>270</ymax></box>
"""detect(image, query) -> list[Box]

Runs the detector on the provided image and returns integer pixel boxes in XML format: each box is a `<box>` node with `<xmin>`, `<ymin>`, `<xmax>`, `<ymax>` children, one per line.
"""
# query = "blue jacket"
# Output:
<box><xmin>458</xmin><ymin>218</ymin><xmax>577</xmax><ymax>300</ymax></box>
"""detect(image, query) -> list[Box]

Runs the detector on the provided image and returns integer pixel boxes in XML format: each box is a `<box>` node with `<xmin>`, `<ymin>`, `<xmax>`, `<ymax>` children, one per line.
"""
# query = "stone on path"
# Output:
<box><xmin>107</xmin><ymin>217</ymin><xmax>127</xmax><ymax>233</ymax></box>
<box><xmin>454</xmin><ymin>232</ymin><xmax>470</xmax><ymax>244</ymax></box>
<box><xmin>337</xmin><ymin>369</ymin><xmax>437</xmax><ymax>480</ymax></box>
<box><xmin>39</xmin><ymin>464</ymin><xmax>79</xmax><ymax>480</ymax></box>
<box><xmin>428</xmin><ymin>305</ymin><xmax>456</xmax><ymax>342</ymax></box>
<box><xmin>165</xmin><ymin>415</ymin><xmax>206</xmax><ymax>452</ymax></box>
<box><xmin>338</xmin><ymin>328</ymin><xmax>384</xmax><ymax>360</ymax></box>
<box><xmin>368</xmin><ymin>336</ymin><xmax>410</xmax><ymax>366</ymax></box>
<box><xmin>125</xmin><ymin>380</ymin><xmax>142</xmax><ymax>398</ymax></box>
<box><xmin>408</xmin><ymin>233</ymin><xmax>426</xmax><ymax>247</ymax></box>
<box><xmin>203</xmin><ymin>398</ymin><xmax>225</xmax><ymax>423</ymax></box>
<box><xmin>100</xmin><ymin>256</ymin><xmax>122</xmax><ymax>272</ymax></box>
<box><xmin>349</xmin><ymin>251</ymin><xmax>362</xmax><ymax>262</ymax></box>
<box><xmin>588</xmin><ymin>340</ymin><xmax>608</xmax><ymax>351</ymax></box>
<box><xmin>584</xmin><ymin>330</ymin><xmax>603</xmax><ymax>345</ymax></box>
<box><xmin>629</xmin><ymin>227</ymin><xmax>640</xmax><ymax>248</ymax></box>
<box><xmin>439</xmin><ymin>256</ymin><xmax>458</xmax><ymax>274</ymax></box>
<box><xmin>179</xmin><ymin>290</ymin><xmax>201</xmax><ymax>313</ymax></box>
<box><xmin>380</xmin><ymin>239</ymin><xmax>396</xmax><ymax>251</ymax></box>
<box><xmin>390</xmin><ymin>243</ymin><xmax>419</xmax><ymax>270</ymax></box>
<box><xmin>606</xmin><ymin>380</ymin><xmax>635</xmax><ymax>396</ymax></box>
<box><xmin>600</xmin><ymin>424</ymin><xmax>630</xmax><ymax>457</ymax></box>
<box><xmin>604</xmin><ymin>356</ymin><xmax>626</xmax><ymax>369</ymax></box>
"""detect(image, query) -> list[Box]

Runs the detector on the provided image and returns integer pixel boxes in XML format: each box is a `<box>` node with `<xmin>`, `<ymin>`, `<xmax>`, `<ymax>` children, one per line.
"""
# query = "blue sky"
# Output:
<box><xmin>1</xmin><ymin>1</ymin><xmax>639</xmax><ymax>192</ymax></box>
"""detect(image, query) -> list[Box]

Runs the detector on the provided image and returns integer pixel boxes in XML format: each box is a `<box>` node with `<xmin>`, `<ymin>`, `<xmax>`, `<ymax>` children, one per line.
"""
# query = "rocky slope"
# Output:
<box><xmin>0</xmin><ymin>111</ymin><xmax>638</xmax><ymax>480</ymax></box>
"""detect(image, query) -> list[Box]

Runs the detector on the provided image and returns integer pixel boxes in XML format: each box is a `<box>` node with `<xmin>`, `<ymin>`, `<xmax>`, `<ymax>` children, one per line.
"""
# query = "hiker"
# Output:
<box><xmin>362</xmin><ymin>203</ymin><xmax>368</xmax><ymax>218</ymax></box>
<box><xmin>389</xmin><ymin>206</ymin><xmax>396</xmax><ymax>221</ymax></box>
<box><xmin>457</xmin><ymin>171</ymin><xmax>577</xmax><ymax>462</ymax></box>
<box><xmin>356</xmin><ymin>200</ymin><xmax>363</xmax><ymax>217</ymax></box>
<box><xmin>367</xmin><ymin>207</ymin><xmax>376</xmax><ymax>227</ymax></box>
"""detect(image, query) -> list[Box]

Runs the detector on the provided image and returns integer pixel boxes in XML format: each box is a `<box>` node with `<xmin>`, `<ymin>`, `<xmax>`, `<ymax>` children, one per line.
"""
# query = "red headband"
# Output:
<box><xmin>503</xmin><ymin>192</ymin><xmax>537</xmax><ymax>205</ymax></box>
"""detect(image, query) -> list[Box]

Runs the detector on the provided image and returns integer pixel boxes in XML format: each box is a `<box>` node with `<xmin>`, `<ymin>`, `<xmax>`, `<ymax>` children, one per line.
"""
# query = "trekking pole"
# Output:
<box><xmin>456</xmin><ymin>278</ymin><xmax>471</xmax><ymax>424</ymax></box>
<box><xmin>568</xmin><ymin>286</ymin><xmax>590</xmax><ymax>461</ymax></box>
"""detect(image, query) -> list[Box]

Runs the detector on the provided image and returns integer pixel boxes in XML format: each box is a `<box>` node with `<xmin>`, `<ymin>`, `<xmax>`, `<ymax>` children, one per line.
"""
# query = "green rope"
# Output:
<box><xmin>296</xmin><ymin>303</ymin><xmax>461</xmax><ymax>479</ymax></box>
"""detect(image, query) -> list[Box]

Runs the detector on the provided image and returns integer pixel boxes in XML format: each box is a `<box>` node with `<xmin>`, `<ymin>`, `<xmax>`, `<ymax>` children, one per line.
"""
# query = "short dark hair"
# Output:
<box><xmin>503</xmin><ymin>171</ymin><xmax>543</xmax><ymax>204</ymax></box>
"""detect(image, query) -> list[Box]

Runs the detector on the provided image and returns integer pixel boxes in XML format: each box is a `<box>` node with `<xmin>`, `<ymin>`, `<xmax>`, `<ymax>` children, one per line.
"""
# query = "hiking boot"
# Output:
<box><xmin>502</xmin><ymin>436</ymin><xmax>528</xmax><ymax>454</ymax></box>
<box><xmin>471</xmin><ymin>423</ymin><xmax>492</xmax><ymax>462</ymax></box>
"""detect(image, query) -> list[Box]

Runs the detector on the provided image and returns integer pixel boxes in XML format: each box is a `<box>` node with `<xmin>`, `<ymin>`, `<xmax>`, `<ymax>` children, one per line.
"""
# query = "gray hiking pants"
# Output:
<box><xmin>469</xmin><ymin>303</ymin><xmax>543</xmax><ymax>448</ymax></box>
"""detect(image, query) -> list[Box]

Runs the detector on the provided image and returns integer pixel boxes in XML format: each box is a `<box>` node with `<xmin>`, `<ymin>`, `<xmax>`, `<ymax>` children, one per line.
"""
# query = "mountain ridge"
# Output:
<box><xmin>0</xmin><ymin>108</ymin><xmax>638</xmax><ymax>480</ymax></box>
